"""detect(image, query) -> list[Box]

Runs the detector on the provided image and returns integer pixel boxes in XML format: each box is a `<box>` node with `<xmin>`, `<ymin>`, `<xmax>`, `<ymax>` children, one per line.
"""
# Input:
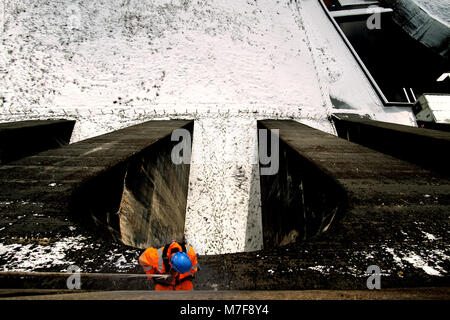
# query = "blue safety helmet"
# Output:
<box><xmin>170</xmin><ymin>252</ymin><xmax>192</xmax><ymax>274</ymax></box>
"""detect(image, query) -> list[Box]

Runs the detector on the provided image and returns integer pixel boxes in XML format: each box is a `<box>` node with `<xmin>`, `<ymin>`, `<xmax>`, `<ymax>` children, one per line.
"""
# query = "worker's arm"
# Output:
<box><xmin>139</xmin><ymin>248</ymin><xmax>174</xmax><ymax>287</ymax></box>
<box><xmin>139</xmin><ymin>248</ymin><xmax>158</xmax><ymax>274</ymax></box>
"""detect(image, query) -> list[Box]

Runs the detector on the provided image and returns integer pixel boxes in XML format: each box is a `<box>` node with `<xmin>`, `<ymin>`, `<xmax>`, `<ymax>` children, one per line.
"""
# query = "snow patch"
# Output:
<box><xmin>422</xmin><ymin>231</ymin><xmax>437</xmax><ymax>241</ymax></box>
<box><xmin>383</xmin><ymin>245</ymin><xmax>447</xmax><ymax>277</ymax></box>
<box><xmin>308</xmin><ymin>265</ymin><xmax>331</xmax><ymax>274</ymax></box>
<box><xmin>0</xmin><ymin>235</ymin><xmax>87</xmax><ymax>271</ymax></box>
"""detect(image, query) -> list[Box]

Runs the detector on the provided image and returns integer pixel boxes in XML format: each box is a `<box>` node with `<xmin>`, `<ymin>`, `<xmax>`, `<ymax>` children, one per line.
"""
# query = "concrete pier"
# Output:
<box><xmin>258</xmin><ymin>120</ymin><xmax>450</xmax><ymax>246</ymax></box>
<box><xmin>0</xmin><ymin>120</ymin><xmax>193</xmax><ymax>248</ymax></box>
<box><xmin>184</xmin><ymin>116</ymin><xmax>263</xmax><ymax>255</ymax></box>
<box><xmin>0</xmin><ymin>120</ymin><xmax>75</xmax><ymax>164</ymax></box>
<box><xmin>332</xmin><ymin>113</ymin><xmax>450</xmax><ymax>175</ymax></box>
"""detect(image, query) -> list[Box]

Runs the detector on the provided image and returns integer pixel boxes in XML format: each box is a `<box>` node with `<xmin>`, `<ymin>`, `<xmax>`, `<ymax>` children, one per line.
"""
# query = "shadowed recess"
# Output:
<box><xmin>258</xmin><ymin>121</ymin><xmax>348</xmax><ymax>249</ymax></box>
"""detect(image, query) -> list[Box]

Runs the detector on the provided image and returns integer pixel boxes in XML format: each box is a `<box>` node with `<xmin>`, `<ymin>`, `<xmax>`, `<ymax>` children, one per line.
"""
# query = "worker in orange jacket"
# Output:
<box><xmin>139</xmin><ymin>240</ymin><xmax>199</xmax><ymax>291</ymax></box>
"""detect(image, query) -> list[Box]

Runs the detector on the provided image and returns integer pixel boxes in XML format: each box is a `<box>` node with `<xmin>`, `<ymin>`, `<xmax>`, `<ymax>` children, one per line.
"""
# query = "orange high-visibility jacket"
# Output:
<box><xmin>139</xmin><ymin>241</ymin><xmax>199</xmax><ymax>282</ymax></box>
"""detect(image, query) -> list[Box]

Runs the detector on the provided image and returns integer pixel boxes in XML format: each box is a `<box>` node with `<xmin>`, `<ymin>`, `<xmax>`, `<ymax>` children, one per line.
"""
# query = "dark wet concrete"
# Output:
<box><xmin>204</xmin><ymin>119</ymin><xmax>450</xmax><ymax>291</ymax></box>
<box><xmin>0</xmin><ymin>120</ymin><xmax>75</xmax><ymax>164</ymax></box>
<box><xmin>2</xmin><ymin>287</ymin><xmax>449</xmax><ymax>300</ymax></box>
<box><xmin>332</xmin><ymin>113</ymin><xmax>450</xmax><ymax>175</ymax></box>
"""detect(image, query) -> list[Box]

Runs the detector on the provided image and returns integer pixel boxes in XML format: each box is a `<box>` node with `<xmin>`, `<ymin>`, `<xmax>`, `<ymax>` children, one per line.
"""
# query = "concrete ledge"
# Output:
<box><xmin>258</xmin><ymin>121</ymin><xmax>348</xmax><ymax>247</ymax></box>
<box><xmin>332</xmin><ymin>114</ymin><xmax>450</xmax><ymax>175</ymax></box>
<box><xmin>2</xmin><ymin>288</ymin><xmax>449</xmax><ymax>300</ymax></box>
<box><xmin>259</xmin><ymin>120</ymin><xmax>450</xmax><ymax>243</ymax></box>
<box><xmin>0</xmin><ymin>120</ymin><xmax>75</xmax><ymax>164</ymax></box>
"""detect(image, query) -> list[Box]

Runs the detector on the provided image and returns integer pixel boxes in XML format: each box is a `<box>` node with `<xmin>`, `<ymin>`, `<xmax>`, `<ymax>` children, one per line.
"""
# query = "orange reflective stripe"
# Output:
<box><xmin>142</xmin><ymin>266</ymin><xmax>153</xmax><ymax>272</ymax></box>
<box><xmin>157</xmin><ymin>248</ymin><xmax>164</xmax><ymax>272</ymax></box>
<box><xmin>139</xmin><ymin>254</ymin><xmax>145</xmax><ymax>267</ymax></box>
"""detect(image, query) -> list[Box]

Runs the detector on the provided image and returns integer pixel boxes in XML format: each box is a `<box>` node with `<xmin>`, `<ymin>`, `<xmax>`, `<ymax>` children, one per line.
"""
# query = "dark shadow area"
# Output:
<box><xmin>0</xmin><ymin>120</ymin><xmax>75</xmax><ymax>164</ymax></box>
<box><xmin>416</xmin><ymin>121</ymin><xmax>450</xmax><ymax>132</ymax></box>
<box><xmin>336</xmin><ymin>13</ymin><xmax>449</xmax><ymax>103</ymax></box>
<box><xmin>332</xmin><ymin>114</ymin><xmax>450</xmax><ymax>176</ymax></box>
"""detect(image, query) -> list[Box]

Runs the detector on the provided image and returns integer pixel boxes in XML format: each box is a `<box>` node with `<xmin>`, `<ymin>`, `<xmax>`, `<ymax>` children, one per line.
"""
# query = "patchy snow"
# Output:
<box><xmin>104</xmin><ymin>250</ymin><xmax>137</xmax><ymax>271</ymax></box>
<box><xmin>422</xmin><ymin>231</ymin><xmax>438</xmax><ymax>241</ymax></box>
<box><xmin>0</xmin><ymin>234</ymin><xmax>142</xmax><ymax>272</ymax></box>
<box><xmin>402</xmin><ymin>253</ymin><xmax>444</xmax><ymax>277</ymax></box>
<box><xmin>308</xmin><ymin>265</ymin><xmax>331</xmax><ymax>274</ymax></box>
<box><xmin>382</xmin><ymin>225</ymin><xmax>449</xmax><ymax>277</ymax></box>
<box><xmin>383</xmin><ymin>245</ymin><xmax>448</xmax><ymax>277</ymax></box>
<box><xmin>0</xmin><ymin>235</ymin><xmax>86</xmax><ymax>271</ymax></box>
<box><xmin>384</xmin><ymin>246</ymin><xmax>406</xmax><ymax>269</ymax></box>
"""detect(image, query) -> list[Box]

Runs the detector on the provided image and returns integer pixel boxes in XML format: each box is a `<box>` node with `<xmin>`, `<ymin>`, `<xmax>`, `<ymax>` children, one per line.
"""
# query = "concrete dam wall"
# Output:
<box><xmin>0</xmin><ymin>1</ymin><xmax>448</xmax><ymax>295</ymax></box>
<box><xmin>382</xmin><ymin>0</ymin><xmax>450</xmax><ymax>58</ymax></box>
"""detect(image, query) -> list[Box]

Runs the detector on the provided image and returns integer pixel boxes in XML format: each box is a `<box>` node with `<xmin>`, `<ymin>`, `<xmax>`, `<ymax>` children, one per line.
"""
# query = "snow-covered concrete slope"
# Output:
<box><xmin>1</xmin><ymin>0</ymin><xmax>326</xmax><ymax>111</ymax></box>
<box><xmin>0</xmin><ymin>0</ymin><xmax>415</xmax><ymax>255</ymax></box>
<box><xmin>0</xmin><ymin>0</ymin><xmax>414</xmax><ymax>126</ymax></box>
